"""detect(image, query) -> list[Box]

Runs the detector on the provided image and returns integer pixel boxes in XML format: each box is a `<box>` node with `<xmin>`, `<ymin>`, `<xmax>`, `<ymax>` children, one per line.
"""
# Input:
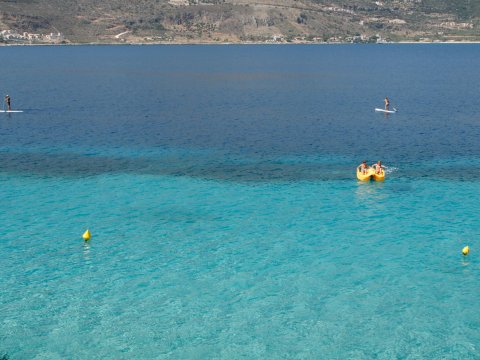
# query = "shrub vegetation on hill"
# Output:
<box><xmin>0</xmin><ymin>0</ymin><xmax>478</xmax><ymax>43</ymax></box>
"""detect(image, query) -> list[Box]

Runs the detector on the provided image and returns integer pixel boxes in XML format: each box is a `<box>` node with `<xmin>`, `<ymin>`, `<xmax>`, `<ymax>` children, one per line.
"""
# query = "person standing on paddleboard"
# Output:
<box><xmin>4</xmin><ymin>95</ymin><xmax>11</xmax><ymax>111</ymax></box>
<box><xmin>384</xmin><ymin>97</ymin><xmax>390</xmax><ymax>111</ymax></box>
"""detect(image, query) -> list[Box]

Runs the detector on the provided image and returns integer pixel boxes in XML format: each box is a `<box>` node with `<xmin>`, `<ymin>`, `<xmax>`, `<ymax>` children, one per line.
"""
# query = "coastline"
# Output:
<box><xmin>2</xmin><ymin>40</ymin><xmax>480</xmax><ymax>46</ymax></box>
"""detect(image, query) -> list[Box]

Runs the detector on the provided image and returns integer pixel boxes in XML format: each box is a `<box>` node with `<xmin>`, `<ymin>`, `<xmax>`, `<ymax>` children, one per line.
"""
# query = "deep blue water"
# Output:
<box><xmin>1</xmin><ymin>44</ymin><xmax>480</xmax><ymax>359</ymax></box>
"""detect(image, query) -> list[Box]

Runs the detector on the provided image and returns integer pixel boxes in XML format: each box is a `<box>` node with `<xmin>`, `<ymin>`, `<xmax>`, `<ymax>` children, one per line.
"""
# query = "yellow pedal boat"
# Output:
<box><xmin>356</xmin><ymin>167</ymin><xmax>385</xmax><ymax>181</ymax></box>
<box><xmin>357</xmin><ymin>167</ymin><xmax>374</xmax><ymax>181</ymax></box>
<box><xmin>373</xmin><ymin>169</ymin><xmax>385</xmax><ymax>181</ymax></box>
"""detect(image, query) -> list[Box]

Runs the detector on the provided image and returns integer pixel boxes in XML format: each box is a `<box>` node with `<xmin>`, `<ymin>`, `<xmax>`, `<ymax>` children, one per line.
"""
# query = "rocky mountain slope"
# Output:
<box><xmin>0</xmin><ymin>0</ymin><xmax>479</xmax><ymax>43</ymax></box>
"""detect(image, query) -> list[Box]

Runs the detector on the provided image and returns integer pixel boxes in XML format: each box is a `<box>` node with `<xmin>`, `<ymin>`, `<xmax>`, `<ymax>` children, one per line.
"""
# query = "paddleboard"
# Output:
<box><xmin>375</xmin><ymin>108</ymin><xmax>396</xmax><ymax>113</ymax></box>
<box><xmin>0</xmin><ymin>110</ymin><xmax>23</xmax><ymax>113</ymax></box>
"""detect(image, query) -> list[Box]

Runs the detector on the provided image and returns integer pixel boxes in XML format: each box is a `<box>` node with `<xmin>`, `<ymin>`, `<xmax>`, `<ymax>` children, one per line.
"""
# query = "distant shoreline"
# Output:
<box><xmin>2</xmin><ymin>40</ymin><xmax>480</xmax><ymax>46</ymax></box>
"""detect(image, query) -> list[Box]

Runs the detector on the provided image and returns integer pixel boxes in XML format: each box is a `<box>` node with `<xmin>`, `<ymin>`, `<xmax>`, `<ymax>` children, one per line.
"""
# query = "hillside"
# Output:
<box><xmin>0</xmin><ymin>0</ymin><xmax>479</xmax><ymax>43</ymax></box>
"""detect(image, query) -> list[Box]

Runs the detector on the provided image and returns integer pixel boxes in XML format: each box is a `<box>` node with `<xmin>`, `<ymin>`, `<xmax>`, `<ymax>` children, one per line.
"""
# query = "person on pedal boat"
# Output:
<box><xmin>372</xmin><ymin>160</ymin><xmax>384</xmax><ymax>174</ymax></box>
<box><xmin>358</xmin><ymin>160</ymin><xmax>369</xmax><ymax>175</ymax></box>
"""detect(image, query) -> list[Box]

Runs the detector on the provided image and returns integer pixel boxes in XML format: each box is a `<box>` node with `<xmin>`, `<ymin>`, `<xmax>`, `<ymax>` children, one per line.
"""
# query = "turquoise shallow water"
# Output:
<box><xmin>1</xmin><ymin>45</ymin><xmax>480</xmax><ymax>358</ymax></box>
<box><xmin>2</xmin><ymin>170</ymin><xmax>480</xmax><ymax>358</ymax></box>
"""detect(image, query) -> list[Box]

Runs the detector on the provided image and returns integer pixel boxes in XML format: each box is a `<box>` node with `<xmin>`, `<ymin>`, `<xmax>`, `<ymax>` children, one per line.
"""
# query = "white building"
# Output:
<box><xmin>45</xmin><ymin>32</ymin><xmax>64</xmax><ymax>42</ymax></box>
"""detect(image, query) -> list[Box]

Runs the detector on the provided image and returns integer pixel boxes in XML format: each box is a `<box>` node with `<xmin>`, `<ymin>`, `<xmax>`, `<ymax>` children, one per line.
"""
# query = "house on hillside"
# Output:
<box><xmin>45</xmin><ymin>33</ymin><xmax>64</xmax><ymax>42</ymax></box>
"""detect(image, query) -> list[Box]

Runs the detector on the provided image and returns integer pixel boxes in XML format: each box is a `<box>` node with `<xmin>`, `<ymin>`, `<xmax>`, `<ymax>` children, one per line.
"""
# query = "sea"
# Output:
<box><xmin>1</xmin><ymin>44</ymin><xmax>479</xmax><ymax>359</ymax></box>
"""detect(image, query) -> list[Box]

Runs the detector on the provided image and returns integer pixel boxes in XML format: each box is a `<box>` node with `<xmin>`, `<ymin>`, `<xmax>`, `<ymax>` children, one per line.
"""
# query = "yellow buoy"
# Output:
<box><xmin>462</xmin><ymin>246</ymin><xmax>469</xmax><ymax>256</ymax></box>
<box><xmin>82</xmin><ymin>229</ymin><xmax>91</xmax><ymax>241</ymax></box>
